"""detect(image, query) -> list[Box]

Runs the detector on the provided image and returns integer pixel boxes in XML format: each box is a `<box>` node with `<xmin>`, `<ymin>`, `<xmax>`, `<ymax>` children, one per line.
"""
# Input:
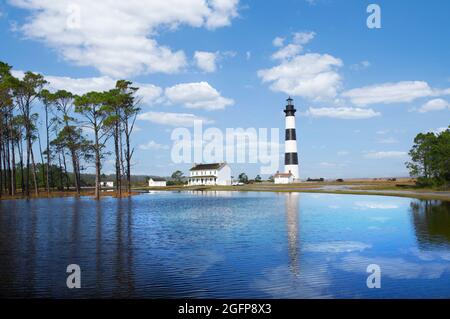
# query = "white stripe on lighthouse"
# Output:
<box><xmin>285</xmin><ymin>140</ymin><xmax>298</xmax><ymax>153</ymax></box>
<box><xmin>286</xmin><ymin>116</ymin><xmax>296</xmax><ymax>129</ymax></box>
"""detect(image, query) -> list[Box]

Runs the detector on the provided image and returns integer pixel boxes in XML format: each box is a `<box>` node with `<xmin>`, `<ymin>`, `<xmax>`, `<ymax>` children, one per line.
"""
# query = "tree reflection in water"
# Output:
<box><xmin>410</xmin><ymin>200</ymin><xmax>450</xmax><ymax>248</ymax></box>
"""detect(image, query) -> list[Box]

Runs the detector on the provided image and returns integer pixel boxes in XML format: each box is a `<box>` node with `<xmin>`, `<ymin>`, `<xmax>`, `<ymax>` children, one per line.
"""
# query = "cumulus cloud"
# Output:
<box><xmin>165</xmin><ymin>82</ymin><xmax>234</xmax><ymax>110</ymax></box>
<box><xmin>272</xmin><ymin>36</ymin><xmax>285</xmax><ymax>47</ymax></box>
<box><xmin>194</xmin><ymin>51</ymin><xmax>218</xmax><ymax>73</ymax></box>
<box><xmin>137</xmin><ymin>111</ymin><xmax>213</xmax><ymax>127</ymax></box>
<box><xmin>417</xmin><ymin>98</ymin><xmax>449</xmax><ymax>113</ymax></box>
<box><xmin>271</xmin><ymin>31</ymin><xmax>315</xmax><ymax>61</ymax></box>
<box><xmin>9</xmin><ymin>0</ymin><xmax>240</xmax><ymax>77</ymax></box>
<box><xmin>12</xmin><ymin>70</ymin><xmax>163</xmax><ymax>104</ymax></box>
<box><xmin>342</xmin><ymin>81</ymin><xmax>436</xmax><ymax>106</ymax></box>
<box><xmin>363</xmin><ymin>151</ymin><xmax>407</xmax><ymax>159</ymax></box>
<box><xmin>292</xmin><ymin>31</ymin><xmax>316</xmax><ymax>45</ymax></box>
<box><xmin>304</xmin><ymin>106</ymin><xmax>380</xmax><ymax>119</ymax></box>
<box><xmin>258</xmin><ymin>53</ymin><xmax>343</xmax><ymax>100</ymax></box>
<box><xmin>272</xmin><ymin>44</ymin><xmax>302</xmax><ymax>61</ymax></box>
<box><xmin>260</xmin><ymin>32</ymin><xmax>344</xmax><ymax>101</ymax></box>
<box><xmin>12</xmin><ymin>70</ymin><xmax>233</xmax><ymax>109</ymax></box>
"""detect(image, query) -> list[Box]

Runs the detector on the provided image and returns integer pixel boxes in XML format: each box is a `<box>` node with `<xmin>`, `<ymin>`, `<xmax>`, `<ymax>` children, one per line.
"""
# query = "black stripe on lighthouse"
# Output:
<box><xmin>285</xmin><ymin>128</ymin><xmax>296</xmax><ymax>141</ymax></box>
<box><xmin>285</xmin><ymin>153</ymin><xmax>298</xmax><ymax>165</ymax></box>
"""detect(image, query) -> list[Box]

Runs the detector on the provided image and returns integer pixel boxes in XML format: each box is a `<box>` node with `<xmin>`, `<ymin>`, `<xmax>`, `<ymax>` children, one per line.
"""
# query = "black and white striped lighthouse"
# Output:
<box><xmin>284</xmin><ymin>97</ymin><xmax>299</xmax><ymax>180</ymax></box>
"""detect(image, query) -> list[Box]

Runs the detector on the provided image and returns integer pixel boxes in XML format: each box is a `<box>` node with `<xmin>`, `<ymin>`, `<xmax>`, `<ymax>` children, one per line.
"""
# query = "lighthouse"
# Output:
<box><xmin>284</xmin><ymin>97</ymin><xmax>299</xmax><ymax>180</ymax></box>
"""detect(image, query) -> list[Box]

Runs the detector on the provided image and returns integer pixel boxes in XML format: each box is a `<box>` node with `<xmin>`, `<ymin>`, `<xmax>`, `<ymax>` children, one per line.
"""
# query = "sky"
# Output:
<box><xmin>0</xmin><ymin>0</ymin><xmax>449</xmax><ymax>179</ymax></box>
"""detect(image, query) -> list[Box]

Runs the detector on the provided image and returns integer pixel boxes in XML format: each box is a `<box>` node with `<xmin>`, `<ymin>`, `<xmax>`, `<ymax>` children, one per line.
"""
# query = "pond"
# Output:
<box><xmin>0</xmin><ymin>191</ymin><xmax>449</xmax><ymax>298</ymax></box>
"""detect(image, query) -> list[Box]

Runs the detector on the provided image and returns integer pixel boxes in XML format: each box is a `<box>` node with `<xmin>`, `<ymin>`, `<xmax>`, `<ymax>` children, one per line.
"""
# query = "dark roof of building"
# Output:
<box><xmin>274</xmin><ymin>172</ymin><xmax>293</xmax><ymax>177</ymax></box>
<box><xmin>190</xmin><ymin>163</ymin><xmax>226</xmax><ymax>171</ymax></box>
<box><xmin>150</xmin><ymin>177</ymin><xmax>166</xmax><ymax>182</ymax></box>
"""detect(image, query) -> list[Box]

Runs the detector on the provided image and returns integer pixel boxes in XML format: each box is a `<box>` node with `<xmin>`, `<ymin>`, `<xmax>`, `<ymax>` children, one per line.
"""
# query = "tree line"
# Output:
<box><xmin>0</xmin><ymin>61</ymin><xmax>141</xmax><ymax>199</ymax></box>
<box><xmin>407</xmin><ymin>126</ymin><xmax>450</xmax><ymax>188</ymax></box>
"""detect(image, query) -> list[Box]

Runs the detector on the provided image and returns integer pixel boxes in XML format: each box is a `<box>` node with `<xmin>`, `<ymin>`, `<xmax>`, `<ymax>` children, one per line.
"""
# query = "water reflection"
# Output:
<box><xmin>284</xmin><ymin>193</ymin><xmax>300</xmax><ymax>275</ymax></box>
<box><xmin>1</xmin><ymin>193</ymin><xmax>450</xmax><ymax>298</ymax></box>
<box><xmin>184</xmin><ymin>190</ymin><xmax>233</xmax><ymax>197</ymax></box>
<box><xmin>410</xmin><ymin>200</ymin><xmax>450</xmax><ymax>247</ymax></box>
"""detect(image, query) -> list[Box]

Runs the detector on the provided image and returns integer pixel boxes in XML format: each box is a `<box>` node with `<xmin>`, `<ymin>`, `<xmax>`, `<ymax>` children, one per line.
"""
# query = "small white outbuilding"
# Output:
<box><xmin>100</xmin><ymin>181</ymin><xmax>114</xmax><ymax>188</ymax></box>
<box><xmin>148</xmin><ymin>177</ymin><xmax>167</xmax><ymax>187</ymax></box>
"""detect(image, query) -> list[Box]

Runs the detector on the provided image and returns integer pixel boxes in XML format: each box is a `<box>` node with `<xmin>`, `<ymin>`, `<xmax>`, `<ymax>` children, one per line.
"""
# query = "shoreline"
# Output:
<box><xmin>141</xmin><ymin>180</ymin><xmax>450</xmax><ymax>202</ymax></box>
<box><xmin>2</xmin><ymin>181</ymin><xmax>450</xmax><ymax>202</ymax></box>
<box><xmin>0</xmin><ymin>190</ymin><xmax>139</xmax><ymax>201</ymax></box>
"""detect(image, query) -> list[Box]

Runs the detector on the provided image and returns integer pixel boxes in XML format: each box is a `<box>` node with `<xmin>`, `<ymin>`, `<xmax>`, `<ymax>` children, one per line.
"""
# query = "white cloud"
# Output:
<box><xmin>292</xmin><ymin>31</ymin><xmax>315</xmax><ymax>45</ymax></box>
<box><xmin>165</xmin><ymin>82</ymin><xmax>234</xmax><ymax>110</ymax></box>
<box><xmin>305</xmin><ymin>106</ymin><xmax>380</xmax><ymax>119</ymax></box>
<box><xmin>139</xmin><ymin>140</ymin><xmax>169</xmax><ymax>151</ymax></box>
<box><xmin>350</xmin><ymin>60</ymin><xmax>371</xmax><ymax>71</ymax></box>
<box><xmin>271</xmin><ymin>31</ymin><xmax>315</xmax><ymax>61</ymax></box>
<box><xmin>137</xmin><ymin>84</ymin><xmax>164</xmax><ymax>105</ymax></box>
<box><xmin>377</xmin><ymin>137</ymin><xmax>398</xmax><ymax>144</ymax></box>
<box><xmin>271</xmin><ymin>44</ymin><xmax>302</xmax><ymax>61</ymax></box>
<box><xmin>376</xmin><ymin>129</ymin><xmax>390</xmax><ymax>135</ymax></box>
<box><xmin>11</xmin><ymin>70</ymin><xmax>163</xmax><ymax>104</ymax></box>
<box><xmin>13</xmin><ymin>70</ymin><xmax>233</xmax><ymax>110</ymax></box>
<box><xmin>194</xmin><ymin>51</ymin><xmax>218</xmax><ymax>73</ymax></box>
<box><xmin>258</xmin><ymin>53</ymin><xmax>343</xmax><ymax>100</ymax></box>
<box><xmin>363</xmin><ymin>151</ymin><xmax>407</xmax><ymax>159</ymax></box>
<box><xmin>272</xmin><ymin>36</ymin><xmax>285</xmax><ymax>47</ymax></box>
<box><xmin>433</xmin><ymin>127</ymin><xmax>449</xmax><ymax>135</ymax></box>
<box><xmin>10</xmin><ymin>0</ymin><xmax>239</xmax><ymax>77</ymax></box>
<box><xmin>246</xmin><ymin>51</ymin><xmax>251</xmax><ymax>60</ymax></box>
<box><xmin>337</xmin><ymin>150</ymin><xmax>349</xmax><ymax>156</ymax></box>
<box><xmin>319</xmin><ymin>162</ymin><xmax>336</xmax><ymax>167</ymax></box>
<box><xmin>342</xmin><ymin>81</ymin><xmax>436</xmax><ymax>106</ymax></box>
<box><xmin>418</xmin><ymin>98</ymin><xmax>449</xmax><ymax>113</ymax></box>
<box><xmin>137</xmin><ymin>111</ymin><xmax>213</xmax><ymax>127</ymax></box>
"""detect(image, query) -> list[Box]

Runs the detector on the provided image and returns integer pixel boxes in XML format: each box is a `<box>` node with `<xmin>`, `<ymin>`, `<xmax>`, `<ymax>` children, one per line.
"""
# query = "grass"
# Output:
<box><xmin>139</xmin><ymin>178</ymin><xmax>450</xmax><ymax>202</ymax></box>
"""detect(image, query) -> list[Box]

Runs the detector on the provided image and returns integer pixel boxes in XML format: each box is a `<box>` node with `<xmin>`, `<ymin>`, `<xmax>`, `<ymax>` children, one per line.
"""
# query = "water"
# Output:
<box><xmin>0</xmin><ymin>191</ymin><xmax>449</xmax><ymax>298</ymax></box>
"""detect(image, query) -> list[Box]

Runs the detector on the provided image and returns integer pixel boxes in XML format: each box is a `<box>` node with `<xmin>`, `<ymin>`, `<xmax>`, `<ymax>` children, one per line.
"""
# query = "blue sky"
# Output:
<box><xmin>1</xmin><ymin>0</ymin><xmax>449</xmax><ymax>179</ymax></box>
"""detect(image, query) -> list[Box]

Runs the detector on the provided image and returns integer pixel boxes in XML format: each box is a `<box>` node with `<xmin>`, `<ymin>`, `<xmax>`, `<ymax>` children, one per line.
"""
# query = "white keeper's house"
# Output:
<box><xmin>273</xmin><ymin>171</ymin><xmax>295</xmax><ymax>184</ymax></box>
<box><xmin>188</xmin><ymin>163</ymin><xmax>232</xmax><ymax>186</ymax></box>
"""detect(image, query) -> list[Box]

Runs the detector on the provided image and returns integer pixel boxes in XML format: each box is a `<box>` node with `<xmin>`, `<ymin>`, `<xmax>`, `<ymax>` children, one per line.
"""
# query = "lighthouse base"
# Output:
<box><xmin>285</xmin><ymin>165</ymin><xmax>299</xmax><ymax>181</ymax></box>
